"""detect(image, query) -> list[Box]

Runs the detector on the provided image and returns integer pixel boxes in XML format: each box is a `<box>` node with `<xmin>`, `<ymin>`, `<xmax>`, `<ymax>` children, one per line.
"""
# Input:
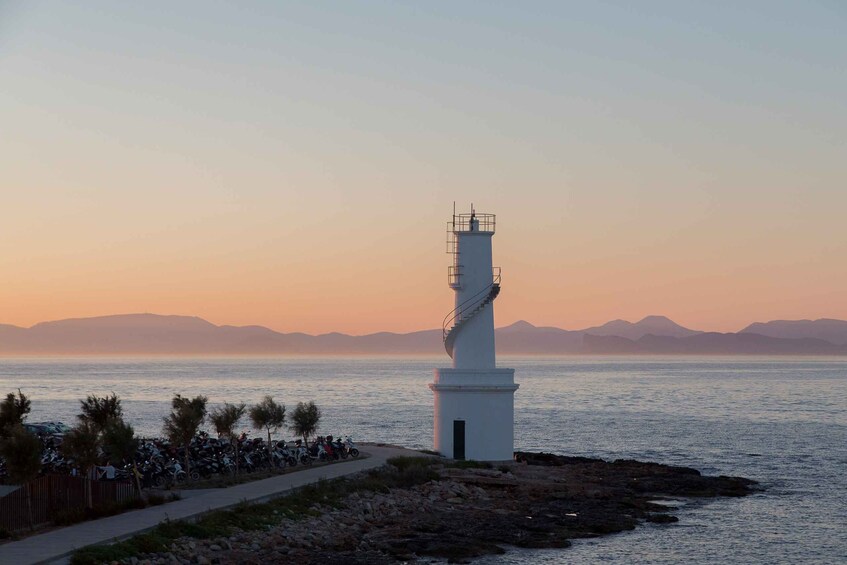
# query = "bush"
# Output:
<box><xmin>71</xmin><ymin>530</ymin><xmax>171</xmax><ymax>565</ymax></box>
<box><xmin>145</xmin><ymin>492</ymin><xmax>180</xmax><ymax>506</ymax></box>
<box><xmin>447</xmin><ymin>460</ymin><xmax>493</xmax><ymax>470</ymax></box>
<box><xmin>51</xmin><ymin>508</ymin><xmax>87</xmax><ymax>527</ymax></box>
<box><xmin>52</xmin><ymin>498</ymin><xmax>146</xmax><ymax>526</ymax></box>
<box><xmin>387</xmin><ymin>456</ymin><xmax>435</xmax><ymax>472</ymax></box>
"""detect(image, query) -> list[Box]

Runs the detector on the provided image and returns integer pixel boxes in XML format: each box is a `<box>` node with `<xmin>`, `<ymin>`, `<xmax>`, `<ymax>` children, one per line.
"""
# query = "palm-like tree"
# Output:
<box><xmin>0</xmin><ymin>425</ymin><xmax>42</xmax><ymax>529</ymax></box>
<box><xmin>210</xmin><ymin>403</ymin><xmax>246</xmax><ymax>478</ymax></box>
<box><xmin>249</xmin><ymin>396</ymin><xmax>285</xmax><ymax>469</ymax></box>
<box><xmin>103</xmin><ymin>418</ymin><xmax>141</xmax><ymax>495</ymax></box>
<box><xmin>290</xmin><ymin>401</ymin><xmax>321</xmax><ymax>446</ymax></box>
<box><xmin>61</xmin><ymin>420</ymin><xmax>101</xmax><ymax>508</ymax></box>
<box><xmin>0</xmin><ymin>389</ymin><xmax>31</xmax><ymax>436</ymax></box>
<box><xmin>162</xmin><ymin>394</ymin><xmax>207</xmax><ymax>478</ymax></box>
<box><xmin>78</xmin><ymin>393</ymin><xmax>123</xmax><ymax>432</ymax></box>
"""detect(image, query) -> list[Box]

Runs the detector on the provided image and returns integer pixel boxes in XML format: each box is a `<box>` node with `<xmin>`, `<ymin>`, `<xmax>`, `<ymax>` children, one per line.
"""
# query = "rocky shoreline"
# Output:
<box><xmin>106</xmin><ymin>452</ymin><xmax>757</xmax><ymax>565</ymax></box>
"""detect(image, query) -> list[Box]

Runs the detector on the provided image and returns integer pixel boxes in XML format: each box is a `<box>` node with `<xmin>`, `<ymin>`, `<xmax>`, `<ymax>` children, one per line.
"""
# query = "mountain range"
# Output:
<box><xmin>2</xmin><ymin>314</ymin><xmax>847</xmax><ymax>356</ymax></box>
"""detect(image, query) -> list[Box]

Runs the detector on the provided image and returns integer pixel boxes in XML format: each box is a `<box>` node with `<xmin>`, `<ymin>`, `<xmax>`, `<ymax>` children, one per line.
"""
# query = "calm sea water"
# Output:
<box><xmin>1</xmin><ymin>356</ymin><xmax>845</xmax><ymax>564</ymax></box>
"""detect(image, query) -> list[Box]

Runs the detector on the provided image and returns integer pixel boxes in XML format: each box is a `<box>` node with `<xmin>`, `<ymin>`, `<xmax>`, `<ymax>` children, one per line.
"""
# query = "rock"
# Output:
<box><xmin>647</xmin><ymin>513</ymin><xmax>679</xmax><ymax>524</ymax></box>
<box><xmin>108</xmin><ymin>451</ymin><xmax>754</xmax><ymax>565</ymax></box>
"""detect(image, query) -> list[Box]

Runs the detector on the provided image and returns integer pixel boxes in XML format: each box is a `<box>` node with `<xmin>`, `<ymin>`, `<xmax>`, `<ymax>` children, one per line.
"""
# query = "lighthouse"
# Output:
<box><xmin>430</xmin><ymin>207</ymin><xmax>518</xmax><ymax>461</ymax></box>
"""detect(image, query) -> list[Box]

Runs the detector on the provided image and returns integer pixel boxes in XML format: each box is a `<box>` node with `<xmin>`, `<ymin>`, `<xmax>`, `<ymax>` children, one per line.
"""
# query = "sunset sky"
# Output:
<box><xmin>1</xmin><ymin>1</ymin><xmax>845</xmax><ymax>335</ymax></box>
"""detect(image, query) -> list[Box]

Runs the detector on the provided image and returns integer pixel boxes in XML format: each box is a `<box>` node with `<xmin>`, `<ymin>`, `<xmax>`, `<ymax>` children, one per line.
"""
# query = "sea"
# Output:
<box><xmin>1</xmin><ymin>356</ymin><xmax>845</xmax><ymax>564</ymax></box>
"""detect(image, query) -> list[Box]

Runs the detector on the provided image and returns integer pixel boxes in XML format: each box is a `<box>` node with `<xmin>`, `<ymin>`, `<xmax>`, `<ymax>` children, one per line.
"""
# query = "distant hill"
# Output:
<box><xmin>496</xmin><ymin>321</ymin><xmax>583</xmax><ymax>354</ymax></box>
<box><xmin>1</xmin><ymin>313</ymin><xmax>846</xmax><ymax>356</ymax></box>
<box><xmin>740</xmin><ymin>319</ymin><xmax>847</xmax><ymax>346</ymax></box>
<box><xmin>0</xmin><ymin>314</ymin><xmax>445</xmax><ymax>355</ymax></box>
<box><xmin>582</xmin><ymin>315</ymin><xmax>702</xmax><ymax>340</ymax></box>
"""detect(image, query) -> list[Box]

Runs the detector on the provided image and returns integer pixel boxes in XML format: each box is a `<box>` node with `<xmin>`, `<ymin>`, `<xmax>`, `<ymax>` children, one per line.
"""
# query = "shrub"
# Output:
<box><xmin>447</xmin><ymin>459</ymin><xmax>493</xmax><ymax>470</ymax></box>
<box><xmin>52</xmin><ymin>498</ymin><xmax>146</xmax><ymax>526</ymax></box>
<box><xmin>387</xmin><ymin>456</ymin><xmax>434</xmax><ymax>472</ymax></box>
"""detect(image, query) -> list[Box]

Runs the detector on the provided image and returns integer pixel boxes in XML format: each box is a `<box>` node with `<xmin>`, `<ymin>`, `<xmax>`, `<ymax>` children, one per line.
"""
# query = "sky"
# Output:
<box><xmin>1</xmin><ymin>1</ymin><xmax>845</xmax><ymax>335</ymax></box>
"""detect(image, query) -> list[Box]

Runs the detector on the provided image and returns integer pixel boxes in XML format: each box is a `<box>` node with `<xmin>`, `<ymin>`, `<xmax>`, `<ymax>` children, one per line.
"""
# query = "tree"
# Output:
<box><xmin>103</xmin><ymin>419</ymin><xmax>142</xmax><ymax>495</ymax></box>
<box><xmin>0</xmin><ymin>425</ymin><xmax>42</xmax><ymax>529</ymax></box>
<box><xmin>249</xmin><ymin>396</ymin><xmax>286</xmax><ymax>469</ymax></box>
<box><xmin>0</xmin><ymin>389</ymin><xmax>31</xmax><ymax>436</ymax></box>
<box><xmin>290</xmin><ymin>401</ymin><xmax>321</xmax><ymax>446</ymax></box>
<box><xmin>210</xmin><ymin>403</ymin><xmax>246</xmax><ymax>478</ymax></box>
<box><xmin>162</xmin><ymin>394</ymin><xmax>207</xmax><ymax>478</ymax></box>
<box><xmin>61</xmin><ymin>420</ymin><xmax>101</xmax><ymax>508</ymax></box>
<box><xmin>78</xmin><ymin>393</ymin><xmax>123</xmax><ymax>432</ymax></box>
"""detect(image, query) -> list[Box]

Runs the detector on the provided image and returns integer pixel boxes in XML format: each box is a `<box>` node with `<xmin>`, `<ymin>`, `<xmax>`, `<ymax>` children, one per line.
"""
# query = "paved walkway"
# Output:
<box><xmin>0</xmin><ymin>445</ymin><xmax>416</xmax><ymax>565</ymax></box>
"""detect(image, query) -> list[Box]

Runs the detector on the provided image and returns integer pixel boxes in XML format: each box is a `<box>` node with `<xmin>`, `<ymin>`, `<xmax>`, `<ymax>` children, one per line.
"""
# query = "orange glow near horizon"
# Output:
<box><xmin>3</xmin><ymin>189</ymin><xmax>846</xmax><ymax>335</ymax></box>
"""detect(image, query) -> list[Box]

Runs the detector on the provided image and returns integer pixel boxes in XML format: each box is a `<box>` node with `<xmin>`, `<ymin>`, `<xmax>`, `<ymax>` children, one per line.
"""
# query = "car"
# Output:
<box><xmin>23</xmin><ymin>423</ymin><xmax>51</xmax><ymax>435</ymax></box>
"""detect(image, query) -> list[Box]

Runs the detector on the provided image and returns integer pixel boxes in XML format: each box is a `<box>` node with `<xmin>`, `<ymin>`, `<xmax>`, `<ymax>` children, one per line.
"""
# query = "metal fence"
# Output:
<box><xmin>0</xmin><ymin>475</ymin><xmax>137</xmax><ymax>532</ymax></box>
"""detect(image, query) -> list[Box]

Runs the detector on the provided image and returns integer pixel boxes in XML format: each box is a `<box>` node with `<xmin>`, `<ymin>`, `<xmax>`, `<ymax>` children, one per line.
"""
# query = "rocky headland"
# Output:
<box><xmin>95</xmin><ymin>452</ymin><xmax>757</xmax><ymax>565</ymax></box>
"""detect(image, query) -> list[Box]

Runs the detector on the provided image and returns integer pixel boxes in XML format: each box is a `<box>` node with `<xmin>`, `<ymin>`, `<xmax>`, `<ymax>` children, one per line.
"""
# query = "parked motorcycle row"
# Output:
<box><xmin>0</xmin><ymin>427</ymin><xmax>360</xmax><ymax>488</ymax></box>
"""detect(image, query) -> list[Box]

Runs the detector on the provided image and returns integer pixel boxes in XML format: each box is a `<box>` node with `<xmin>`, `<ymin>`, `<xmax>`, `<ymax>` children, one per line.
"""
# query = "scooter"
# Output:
<box><xmin>344</xmin><ymin>436</ymin><xmax>360</xmax><ymax>458</ymax></box>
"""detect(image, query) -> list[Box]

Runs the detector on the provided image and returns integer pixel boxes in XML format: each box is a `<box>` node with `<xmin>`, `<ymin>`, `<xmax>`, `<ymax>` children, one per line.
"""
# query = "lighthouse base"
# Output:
<box><xmin>429</xmin><ymin>368</ymin><xmax>518</xmax><ymax>462</ymax></box>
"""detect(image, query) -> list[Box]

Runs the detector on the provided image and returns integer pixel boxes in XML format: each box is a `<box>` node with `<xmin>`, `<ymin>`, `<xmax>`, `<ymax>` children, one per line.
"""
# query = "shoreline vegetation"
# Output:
<box><xmin>0</xmin><ymin>390</ymin><xmax>344</xmax><ymax>535</ymax></box>
<box><xmin>72</xmin><ymin>452</ymin><xmax>757</xmax><ymax>565</ymax></box>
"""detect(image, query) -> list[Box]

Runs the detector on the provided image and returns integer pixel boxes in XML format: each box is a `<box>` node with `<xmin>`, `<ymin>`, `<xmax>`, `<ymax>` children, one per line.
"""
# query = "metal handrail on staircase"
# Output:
<box><xmin>442</xmin><ymin>268</ymin><xmax>501</xmax><ymax>358</ymax></box>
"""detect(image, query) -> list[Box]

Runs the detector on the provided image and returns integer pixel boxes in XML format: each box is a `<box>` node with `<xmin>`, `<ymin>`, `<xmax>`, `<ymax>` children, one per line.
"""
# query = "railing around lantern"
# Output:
<box><xmin>450</xmin><ymin>213</ymin><xmax>496</xmax><ymax>234</ymax></box>
<box><xmin>446</xmin><ymin>213</ymin><xmax>496</xmax><ymax>255</ymax></box>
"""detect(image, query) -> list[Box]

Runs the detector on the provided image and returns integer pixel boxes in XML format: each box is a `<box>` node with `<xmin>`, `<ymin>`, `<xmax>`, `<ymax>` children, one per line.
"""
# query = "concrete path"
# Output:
<box><xmin>0</xmin><ymin>445</ymin><xmax>416</xmax><ymax>565</ymax></box>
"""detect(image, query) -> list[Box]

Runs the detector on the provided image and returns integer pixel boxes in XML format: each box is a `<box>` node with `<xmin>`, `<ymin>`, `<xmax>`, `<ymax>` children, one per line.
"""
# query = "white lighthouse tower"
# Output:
<box><xmin>430</xmin><ymin>207</ymin><xmax>518</xmax><ymax>461</ymax></box>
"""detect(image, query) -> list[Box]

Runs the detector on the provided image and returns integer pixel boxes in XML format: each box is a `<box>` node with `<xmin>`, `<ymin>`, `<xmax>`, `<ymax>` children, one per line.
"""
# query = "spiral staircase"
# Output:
<box><xmin>442</xmin><ymin>270</ymin><xmax>501</xmax><ymax>358</ymax></box>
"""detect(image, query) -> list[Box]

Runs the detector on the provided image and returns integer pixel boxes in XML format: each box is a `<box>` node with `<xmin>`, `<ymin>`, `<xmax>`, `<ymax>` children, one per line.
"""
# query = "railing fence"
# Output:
<box><xmin>0</xmin><ymin>475</ymin><xmax>136</xmax><ymax>532</ymax></box>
